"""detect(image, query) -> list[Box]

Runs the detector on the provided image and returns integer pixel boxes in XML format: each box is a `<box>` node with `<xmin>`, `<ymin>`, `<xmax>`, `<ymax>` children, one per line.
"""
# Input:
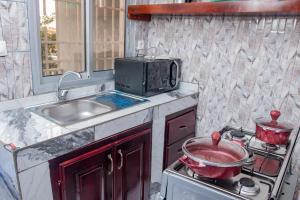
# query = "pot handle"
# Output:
<box><xmin>179</xmin><ymin>155</ymin><xmax>206</xmax><ymax>168</ymax></box>
<box><xmin>243</xmin><ymin>152</ymin><xmax>255</xmax><ymax>166</ymax></box>
<box><xmin>270</xmin><ymin>110</ymin><xmax>281</xmax><ymax>121</ymax></box>
<box><xmin>211</xmin><ymin>131</ymin><xmax>221</xmax><ymax>146</ymax></box>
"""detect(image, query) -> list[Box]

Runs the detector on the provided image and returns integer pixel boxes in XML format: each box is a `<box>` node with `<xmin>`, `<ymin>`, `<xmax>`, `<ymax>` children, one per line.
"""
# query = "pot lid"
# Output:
<box><xmin>255</xmin><ymin>110</ymin><xmax>294</xmax><ymax>132</ymax></box>
<box><xmin>182</xmin><ymin>137</ymin><xmax>249</xmax><ymax>167</ymax></box>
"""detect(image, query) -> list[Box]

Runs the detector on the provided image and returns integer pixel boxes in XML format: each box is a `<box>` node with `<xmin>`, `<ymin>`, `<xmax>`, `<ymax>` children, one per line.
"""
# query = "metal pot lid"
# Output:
<box><xmin>182</xmin><ymin>137</ymin><xmax>249</xmax><ymax>167</ymax></box>
<box><xmin>254</xmin><ymin>110</ymin><xmax>293</xmax><ymax>132</ymax></box>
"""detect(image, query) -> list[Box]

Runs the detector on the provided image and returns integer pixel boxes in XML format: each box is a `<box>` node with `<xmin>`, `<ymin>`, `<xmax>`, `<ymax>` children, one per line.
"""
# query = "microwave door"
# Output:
<box><xmin>145</xmin><ymin>62</ymin><xmax>168</xmax><ymax>95</ymax></box>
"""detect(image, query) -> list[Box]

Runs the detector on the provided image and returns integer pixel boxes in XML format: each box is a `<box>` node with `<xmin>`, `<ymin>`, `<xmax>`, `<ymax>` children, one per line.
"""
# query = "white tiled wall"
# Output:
<box><xmin>126</xmin><ymin>1</ymin><xmax>300</xmax><ymax>194</ymax></box>
<box><xmin>0</xmin><ymin>1</ymin><xmax>32</xmax><ymax>102</ymax></box>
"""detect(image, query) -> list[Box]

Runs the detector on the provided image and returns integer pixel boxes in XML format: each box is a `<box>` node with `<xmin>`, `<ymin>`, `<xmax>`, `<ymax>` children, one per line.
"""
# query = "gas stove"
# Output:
<box><xmin>158</xmin><ymin>126</ymin><xmax>299</xmax><ymax>200</ymax></box>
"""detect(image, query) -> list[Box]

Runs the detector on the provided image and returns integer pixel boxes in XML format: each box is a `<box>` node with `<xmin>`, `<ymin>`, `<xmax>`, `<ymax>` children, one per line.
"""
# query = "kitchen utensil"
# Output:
<box><xmin>254</xmin><ymin>110</ymin><xmax>293</xmax><ymax>145</ymax></box>
<box><xmin>179</xmin><ymin>137</ymin><xmax>250</xmax><ymax>179</ymax></box>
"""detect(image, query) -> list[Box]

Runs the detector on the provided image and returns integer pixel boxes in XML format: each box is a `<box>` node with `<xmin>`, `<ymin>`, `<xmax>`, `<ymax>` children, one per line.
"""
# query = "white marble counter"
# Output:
<box><xmin>0</xmin><ymin>82</ymin><xmax>198</xmax><ymax>151</ymax></box>
<box><xmin>0</xmin><ymin>110</ymin><xmax>69</xmax><ymax>148</ymax></box>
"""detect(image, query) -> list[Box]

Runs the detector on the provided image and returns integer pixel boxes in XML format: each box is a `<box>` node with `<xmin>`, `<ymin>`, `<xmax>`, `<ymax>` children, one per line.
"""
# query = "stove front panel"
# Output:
<box><xmin>160</xmin><ymin>172</ymin><xmax>241</xmax><ymax>200</ymax></box>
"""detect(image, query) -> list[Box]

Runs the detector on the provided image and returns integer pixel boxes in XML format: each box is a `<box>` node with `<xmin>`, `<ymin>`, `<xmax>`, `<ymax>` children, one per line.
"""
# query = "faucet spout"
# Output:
<box><xmin>57</xmin><ymin>71</ymin><xmax>82</xmax><ymax>101</ymax></box>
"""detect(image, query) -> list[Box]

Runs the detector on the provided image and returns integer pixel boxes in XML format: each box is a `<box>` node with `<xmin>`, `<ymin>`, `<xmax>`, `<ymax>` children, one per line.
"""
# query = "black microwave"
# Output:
<box><xmin>114</xmin><ymin>57</ymin><xmax>181</xmax><ymax>97</ymax></box>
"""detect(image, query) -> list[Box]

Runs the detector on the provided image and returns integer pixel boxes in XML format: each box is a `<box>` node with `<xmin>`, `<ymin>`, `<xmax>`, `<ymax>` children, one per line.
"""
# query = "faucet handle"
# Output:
<box><xmin>57</xmin><ymin>71</ymin><xmax>82</xmax><ymax>101</ymax></box>
<box><xmin>58</xmin><ymin>89</ymin><xmax>68</xmax><ymax>101</ymax></box>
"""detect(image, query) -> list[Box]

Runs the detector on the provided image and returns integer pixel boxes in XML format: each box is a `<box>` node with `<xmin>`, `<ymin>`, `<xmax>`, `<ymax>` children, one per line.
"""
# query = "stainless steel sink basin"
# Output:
<box><xmin>29</xmin><ymin>91</ymin><xmax>148</xmax><ymax>126</ymax></box>
<box><xmin>31</xmin><ymin>99</ymin><xmax>112</xmax><ymax>125</ymax></box>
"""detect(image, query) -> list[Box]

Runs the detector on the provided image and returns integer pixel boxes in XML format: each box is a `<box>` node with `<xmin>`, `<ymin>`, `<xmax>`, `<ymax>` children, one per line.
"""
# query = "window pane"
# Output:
<box><xmin>93</xmin><ymin>0</ymin><xmax>125</xmax><ymax>72</ymax></box>
<box><xmin>39</xmin><ymin>0</ymin><xmax>85</xmax><ymax>77</ymax></box>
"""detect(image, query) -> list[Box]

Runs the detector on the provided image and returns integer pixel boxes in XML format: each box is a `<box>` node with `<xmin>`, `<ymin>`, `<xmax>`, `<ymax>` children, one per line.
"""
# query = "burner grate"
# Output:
<box><xmin>261</xmin><ymin>143</ymin><xmax>280</xmax><ymax>151</ymax></box>
<box><xmin>223</xmin><ymin>126</ymin><xmax>287</xmax><ymax>156</ymax></box>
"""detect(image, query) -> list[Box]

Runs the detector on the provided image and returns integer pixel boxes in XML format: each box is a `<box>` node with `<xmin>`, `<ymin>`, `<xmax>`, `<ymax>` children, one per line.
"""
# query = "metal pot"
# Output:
<box><xmin>179</xmin><ymin>137</ymin><xmax>250</xmax><ymax>179</ymax></box>
<box><xmin>254</xmin><ymin>110</ymin><xmax>293</xmax><ymax>145</ymax></box>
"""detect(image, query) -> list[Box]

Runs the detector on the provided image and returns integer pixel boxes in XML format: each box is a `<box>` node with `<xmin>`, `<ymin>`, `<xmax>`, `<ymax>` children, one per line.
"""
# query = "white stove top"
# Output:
<box><xmin>159</xmin><ymin>126</ymin><xmax>300</xmax><ymax>200</ymax></box>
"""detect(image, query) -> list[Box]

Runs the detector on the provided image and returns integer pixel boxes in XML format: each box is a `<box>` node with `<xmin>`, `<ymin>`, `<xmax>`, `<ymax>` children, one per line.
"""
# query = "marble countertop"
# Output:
<box><xmin>0</xmin><ymin>82</ymin><xmax>198</xmax><ymax>151</ymax></box>
<box><xmin>0</xmin><ymin>109</ymin><xmax>69</xmax><ymax>149</ymax></box>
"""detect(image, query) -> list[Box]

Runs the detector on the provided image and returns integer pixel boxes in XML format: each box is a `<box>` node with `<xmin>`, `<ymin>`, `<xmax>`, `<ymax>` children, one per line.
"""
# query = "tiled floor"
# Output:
<box><xmin>150</xmin><ymin>182</ymin><xmax>161</xmax><ymax>200</ymax></box>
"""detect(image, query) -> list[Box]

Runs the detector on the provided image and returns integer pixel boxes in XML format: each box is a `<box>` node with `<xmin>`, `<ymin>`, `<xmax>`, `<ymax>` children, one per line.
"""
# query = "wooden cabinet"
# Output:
<box><xmin>49</xmin><ymin>123</ymin><xmax>152</xmax><ymax>200</ymax></box>
<box><xmin>115</xmin><ymin>129</ymin><xmax>151</xmax><ymax>200</ymax></box>
<box><xmin>163</xmin><ymin>107</ymin><xmax>197</xmax><ymax>169</ymax></box>
<box><xmin>59</xmin><ymin>145</ymin><xmax>113</xmax><ymax>200</ymax></box>
<box><xmin>165</xmin><ymin>109</ymin><xmax>196</xmax><ymax>146</ymax></box>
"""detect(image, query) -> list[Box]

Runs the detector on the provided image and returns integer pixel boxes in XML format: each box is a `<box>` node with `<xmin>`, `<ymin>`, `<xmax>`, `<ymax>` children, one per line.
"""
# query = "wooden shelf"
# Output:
<box><xmin>128</xmin><ymin>1</ymin><xmax>300</xmax><ymax>21</ymax></box>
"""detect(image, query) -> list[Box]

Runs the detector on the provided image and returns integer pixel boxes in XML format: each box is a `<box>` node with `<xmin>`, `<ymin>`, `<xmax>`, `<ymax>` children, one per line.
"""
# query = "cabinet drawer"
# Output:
<box><xmin>166</xmin><ymin>110</ymin><xmax>196</xmax><ymax>145</ymax></box>
<box><xmin>165</xmin><ymin>134</ymin><xmax>194</xmax><ymax>168</ymax></box>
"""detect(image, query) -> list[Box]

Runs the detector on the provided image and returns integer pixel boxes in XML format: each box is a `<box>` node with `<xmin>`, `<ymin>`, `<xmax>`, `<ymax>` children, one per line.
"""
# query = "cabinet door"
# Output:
<box><xmin>59</xmin><ymin>144</ymin><xmax>114</xmax><ymax>200</ymax></box>
<box><xmin>115</xmin><ymin>128</ymin><xmax>151</xmax><ymax>200</ymax></box>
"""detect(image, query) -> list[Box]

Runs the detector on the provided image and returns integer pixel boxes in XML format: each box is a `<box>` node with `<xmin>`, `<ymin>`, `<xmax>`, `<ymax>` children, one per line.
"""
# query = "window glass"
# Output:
<box><xmin>92</xmin><ymin>0</ymin><xmax>125</xmax><ymax>71</ymax></box>
<box><xmin>39</xmin><ymin>0</ymin><xmax>85</xmax><ymax>76</ymax></box>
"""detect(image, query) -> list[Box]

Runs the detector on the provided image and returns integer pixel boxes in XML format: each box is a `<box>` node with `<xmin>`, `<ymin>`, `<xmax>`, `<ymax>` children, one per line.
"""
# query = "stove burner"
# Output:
<box><xmin>240</xmin><ymin>177</ymin><xmax>255</xmax><ymax>187</ymax></box>
<box><xmin>234</xmin><ymin>178</ymin><xmax>260</xmax><ymax>196</ymax></box>
<box><xmin>261</xmin><ymin>143</ymin><xmax>280</xmax><ymax>151</ymax></box>
<box><xmin>231</xmin><ymin>130</ymin><xmax>245</xmax><ymax>138</ymax></box>
<box><xmin>226</xmin><ymin>130</ymin><xmax>249</xmax><ymax>146</ymax></box>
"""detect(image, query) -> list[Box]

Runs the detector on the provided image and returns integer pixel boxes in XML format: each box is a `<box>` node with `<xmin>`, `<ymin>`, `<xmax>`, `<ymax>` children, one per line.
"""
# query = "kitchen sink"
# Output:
<box><xmin>32</xmin><ymin>99</ymin><xmax>112</xmax><ymax>125</ymax></box>
<box><xmin>29</xmin><ymin>91</ymin><xmax>148</xmax><ymax>126</ymax></box>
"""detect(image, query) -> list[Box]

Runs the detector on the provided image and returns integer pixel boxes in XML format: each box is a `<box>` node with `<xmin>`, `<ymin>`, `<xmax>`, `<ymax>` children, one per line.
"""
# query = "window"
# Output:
<box><xmin>29</xmin><ymin>0</ymin><xmax>126</xmax><ymax>93</ymax></box>
<box><xmin>40</xmin><ymin>0</ymin><xmax>85</xmax><ymax>76</ymax></box>
<box><xmin>93</xmin><ymin>0</ymin><xmax>125</xmax><ymax>71</ymax></box>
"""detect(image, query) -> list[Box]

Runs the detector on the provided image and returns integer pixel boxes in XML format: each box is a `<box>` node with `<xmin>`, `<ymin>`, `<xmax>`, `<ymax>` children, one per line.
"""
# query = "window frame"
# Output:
<box><xmin>28</xmin><ymin>0</ymin><xmax>126</xmax><ymax>94</ymax></box>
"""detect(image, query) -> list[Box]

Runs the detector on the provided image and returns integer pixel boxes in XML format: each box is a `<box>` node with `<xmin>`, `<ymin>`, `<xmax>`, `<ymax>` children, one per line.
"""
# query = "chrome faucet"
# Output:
<box><xmin>57</xmin><ymin>71</ymin><xmax>82</xmax><ymax>101</ymax></box>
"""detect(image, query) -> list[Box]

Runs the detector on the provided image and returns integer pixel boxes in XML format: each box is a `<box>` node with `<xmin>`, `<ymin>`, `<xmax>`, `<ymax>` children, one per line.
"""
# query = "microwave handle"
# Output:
<box><xmin>172</xmin><ymin>60</ymin><xmax>180</xmax><ymax>88</ymax></box>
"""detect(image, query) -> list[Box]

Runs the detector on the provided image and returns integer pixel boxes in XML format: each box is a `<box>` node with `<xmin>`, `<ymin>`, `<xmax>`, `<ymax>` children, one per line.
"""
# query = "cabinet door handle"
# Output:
<box><xmin>117</xmin><ymin>149</ymin><xmax>123</xmax><ymax>170</ymax></box>
<box><xmin>179</xmin><ymin>125</ymin><xmax>187</xmax><ymax>129</ymax></box>
<box><xmin>108</xmin><ymin>154</ymin><xmax>113</xmax><ymax>175</ymax></box>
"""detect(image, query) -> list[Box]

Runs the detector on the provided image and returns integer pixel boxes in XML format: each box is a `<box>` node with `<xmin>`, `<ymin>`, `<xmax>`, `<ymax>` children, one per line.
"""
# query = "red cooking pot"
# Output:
<box><xmin>254</xmin><ymin>110</ymin><xmax>293</xmax><ymax>145</ymax></box>
<box><xmin>179</xmin><ymin>137</ymin><xmax>251</xmax><ymax>179</ymax></box>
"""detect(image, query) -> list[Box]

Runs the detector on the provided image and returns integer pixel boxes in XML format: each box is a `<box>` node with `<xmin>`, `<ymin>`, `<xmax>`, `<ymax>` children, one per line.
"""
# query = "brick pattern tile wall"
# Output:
<box><xmin>126</xmin><ymin>1</ymin><xmax>300</xmax><ymax>182</ymax></box>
